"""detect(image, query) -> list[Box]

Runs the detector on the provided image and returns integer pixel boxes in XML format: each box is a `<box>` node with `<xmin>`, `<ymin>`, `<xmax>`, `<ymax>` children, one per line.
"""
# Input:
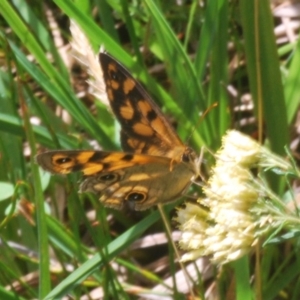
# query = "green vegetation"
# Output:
<box><xmin>0</xmin><ymin>0</ymin><xmax>300</xmax><ymax>299</ymax></box>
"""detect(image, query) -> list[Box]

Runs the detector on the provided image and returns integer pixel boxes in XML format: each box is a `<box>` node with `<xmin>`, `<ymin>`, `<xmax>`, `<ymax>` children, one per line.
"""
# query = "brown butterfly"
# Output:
<box><xmin>36</xmin><ymin>53</ymin><xmax>199</xmax><ymax>210</ymax></box>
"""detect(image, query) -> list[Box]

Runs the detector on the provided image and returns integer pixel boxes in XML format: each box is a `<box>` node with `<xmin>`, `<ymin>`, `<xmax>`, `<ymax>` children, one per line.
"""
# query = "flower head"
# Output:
<box><xmin>177</xmin><ymin>130</ymin><xmax>296</xmax><ymax>264</ymax></box>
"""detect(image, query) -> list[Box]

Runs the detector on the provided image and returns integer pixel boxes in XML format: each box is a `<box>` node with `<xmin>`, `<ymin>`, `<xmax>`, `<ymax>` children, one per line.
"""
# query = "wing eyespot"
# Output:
<box><xmin>126</xmin><ymin>192</ymin><xmax>147</xmax><ymax>202</ymax></box>
<box><xmin>55</xmin><ymin>157</ymin><xmax>72</xmax><ymax>164</ymax></box>
<box><xmin>99</xmin><ymin>173</ymin><xmax>118</xmax><ymax>182</ymax></box>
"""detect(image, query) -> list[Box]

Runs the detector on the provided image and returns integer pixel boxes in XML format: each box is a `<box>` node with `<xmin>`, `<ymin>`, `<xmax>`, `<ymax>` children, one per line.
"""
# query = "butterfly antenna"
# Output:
<box><xmin>185</xmin><ymin>102</ymin><xmax>218</xmax><ymax>144</ymax></box>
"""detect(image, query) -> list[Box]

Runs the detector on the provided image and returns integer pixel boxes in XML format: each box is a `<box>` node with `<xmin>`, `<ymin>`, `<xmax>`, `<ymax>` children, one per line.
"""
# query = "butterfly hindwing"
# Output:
<box><xmin>36</xmin><ymin>150</ymin><xmax>195</xmax><ymax>210</ymax></box>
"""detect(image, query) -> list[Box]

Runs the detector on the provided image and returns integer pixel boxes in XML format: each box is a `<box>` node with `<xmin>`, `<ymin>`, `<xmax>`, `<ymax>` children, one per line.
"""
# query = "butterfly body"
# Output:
<box><xmin>36</xmin><ymin>53</ymin><xmax>199</xmax><ymax>210</ymax></box>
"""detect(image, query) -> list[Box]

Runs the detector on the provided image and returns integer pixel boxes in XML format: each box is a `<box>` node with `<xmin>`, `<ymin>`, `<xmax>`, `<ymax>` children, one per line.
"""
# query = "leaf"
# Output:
<box><xmin>0</xmin><ymin>182</ymin><xmax>14</xmax><ymax>201</ymax></box>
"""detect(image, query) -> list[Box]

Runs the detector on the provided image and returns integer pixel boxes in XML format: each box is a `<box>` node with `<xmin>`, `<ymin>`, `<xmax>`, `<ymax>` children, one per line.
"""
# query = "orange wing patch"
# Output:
<box><xmin>120</xmin><ymin>99</ymin><xmax>134</xmax><ymax>120</ymax></box>
<box><xmin>123</xmin><ymin>78</ymin><xmax>136</xmax><ymax>94</ymax></box>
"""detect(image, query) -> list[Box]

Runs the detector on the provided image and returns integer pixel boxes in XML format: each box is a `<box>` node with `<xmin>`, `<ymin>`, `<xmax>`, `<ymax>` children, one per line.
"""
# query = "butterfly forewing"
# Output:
<box><xmin>36</xmin><ymin>150</ymin><xmax>173</xmax><ymax>175</ymax></box>
<box><xmin>99</xmin><ymin>53</ymin><xmax>186</xmax><ymax>158</ymax></box>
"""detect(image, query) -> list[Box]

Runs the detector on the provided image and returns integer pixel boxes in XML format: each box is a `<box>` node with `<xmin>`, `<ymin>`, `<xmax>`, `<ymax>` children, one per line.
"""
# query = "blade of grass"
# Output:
<box><xmin>120</xmin><ymin>0</ymin><xmax>144</xmax><ymax>65</ymax></box>
<box><xmin>284</xmin><ymin>38</ymin><xmax>300</xmax><ymax>124</ymax></box>
<box><xmin>207</xmin><ymin>0</ymin><xmax>230</xmax><ymax>147</ymax></box>
<box><xmin>232</xmin><ymin>257</ymin><xmax>252</xmax><ymax>300</ymax></box>
<box><xmin>0</xmin><ymin>112</ymin><xmax>85</xmax><ymax>149</ymax></box>
<box><xmin>11</xmin><ymin>0</ymin><xmax>69</xmax><ymax>79</ymax></box>
<box><xmin>183</xmin><ymin>0</ymin><xmax>199</xmax><ymax>51</ymax></box>
<box><xmin>54</xmin><ymin>0</ymin><xmax>202</xmax><ymax>143</ymax></box>
<box><xmin>144</xmin><ymin>0</ymin><xmax>209</xmax><ymax>148</ymax></box>
<box><xmin>263</xmin><ymin>259</ymin><xmax>300</xmax><ymax>300</ymax></box>
<box><xmin>0</xmin><ymin>1</ymin><xmax>114</xmax><ymax>148</ymax></box>
<box><xmin>145</xmin><ymin>0</ymin><xmax>204</xmax><ymax>109</ymax></box>
<box><xmin>240</xmin><ymin>0</ymin><xmax>288</xmax><ymax>154</ymax></box>
<box><xmin>44</xmin><ymin>207</ymin><xmax>167</xmax><ymax>299</ymax></box>
<box><xmin>46</xmin><ymin>214</ymin><xmax>90</xmax><ymax>259</ymax></box>
<box><xmin>18</xmin><ymin>73</ymin><xmax>51</xmax><ymax>298</ymax></box>
<box><xmin>95</xmin><ymin>0</ymin><xmax>120</xmax><ymax>43</ymax></box>
<box><xmin>194</xmin><ymin>0</ymin><xmax>219</xmax><ymax>82</ymax></box>
<box><xmin>240</xmin><ymin>0</ymin><xmax>288</xmax><ymax>195</ymax></box>
<box><xmin>0</xmin><ymin>281</ymin><xmax>29</xmax><ymax>300</ymax></box>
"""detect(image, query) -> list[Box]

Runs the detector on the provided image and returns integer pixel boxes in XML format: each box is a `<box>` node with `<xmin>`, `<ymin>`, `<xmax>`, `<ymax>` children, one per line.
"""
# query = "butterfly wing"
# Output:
<box><xmin>36</xmin><ymin>54</ymin><xmax>199</xmax><ymax>210</ymax></box>
<box><xmin>36</xmin><ymin>150</ymin><xmax>195</xmax><ymax>210</ymax></box>
<box><xmin>99</xmin><ymin>53</ymin><xmax>186</xmax><ymax>159</ymax></box>
<box><xmin>36</xmin><ymin>150</ymin><xmax>169</xmax><ymax>175</ymax></box>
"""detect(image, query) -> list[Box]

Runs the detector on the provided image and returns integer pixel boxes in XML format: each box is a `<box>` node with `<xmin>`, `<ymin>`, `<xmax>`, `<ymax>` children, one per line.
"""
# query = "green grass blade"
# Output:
<box><xmin>232</xmin><ymin>257</ymin><xmax>253</xmax><ymax>300</ymax></box>
<box><xmin>0</xmin><ymin>1</ymin><xmax>114</xmax><ymax>148</ymax></box>
<box><xmin>206</xmin><ymin>0</ymin><xmax>230</xmax><ymax>146</ymax></box>
<box><xmin>284</xmin><ymin>38</ymin><xmax>300</xmax><ymax>124</ymax></box>
<box><xmin>144</xmin><ymin>0</ymin><xmax>209</xmax><ymax>146</ymax></box>
<box><xmin>194</xmin><ymin>0</ymin><xmax>220</xmax><ymax>81</ymax></box>
<box><xmin>54</xmin><ymin>0</ymin><xmax>202</xmax><ymax>144</ymax></box>
<box><xmin>44</xmin><ymin>209</ymin><xmax>163</xmax><ymax>299</ymax></box>
<box><xmin>240</xmin><ymin>0</ymin><xmax>288</xmax><ymax>155</ymax></box>
<box><xmin>19</xmin><ymin>79</ymin><xmax>51</xmax><ymax>297</ymax></box>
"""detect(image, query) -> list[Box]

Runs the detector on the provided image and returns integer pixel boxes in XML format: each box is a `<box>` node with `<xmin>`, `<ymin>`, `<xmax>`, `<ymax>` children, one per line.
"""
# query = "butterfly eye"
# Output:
<box><xmin>99</xmin><ymin>173</ymin><xmax>118</xmax><ymax>182</ymax></box>
<box><xmin>126</xmin><ymin>192</ymin><xmax>147</xmax><ymax>203</ymax></box>
<box><xmin>182</xmin><ymin>147</ymin><xmax>196</xmax><ymax>163</ymax></box>
<box><xmin>181</xmin><ymin>153</ymin><xmax>190</xmax><ymax>163</ymax></box>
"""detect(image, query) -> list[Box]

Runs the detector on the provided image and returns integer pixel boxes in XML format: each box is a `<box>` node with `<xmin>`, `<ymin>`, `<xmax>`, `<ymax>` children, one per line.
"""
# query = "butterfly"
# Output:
<box><xmin>36</xmin><ymin>53</ymin><xmax>200</xmax><ymax>210</ymax></box>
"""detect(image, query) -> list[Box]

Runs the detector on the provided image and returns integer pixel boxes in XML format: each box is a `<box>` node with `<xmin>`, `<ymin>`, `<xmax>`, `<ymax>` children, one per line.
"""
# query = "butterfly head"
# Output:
<box><xmin>181</xmin><ymin>147</ymin><xmax>196</xmax><ymax>162</ymax></box>
<box><xmin>181</xmin><ymin>147</ymin><xmax>201</xmax><ymax>179</ymax></box>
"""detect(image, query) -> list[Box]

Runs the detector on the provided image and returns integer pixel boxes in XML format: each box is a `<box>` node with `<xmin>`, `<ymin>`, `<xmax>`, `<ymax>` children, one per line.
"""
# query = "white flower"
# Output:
<box><xmin>177</xmin><ymin>130</ymin><xmax>295</xmax><ymax>264</ymax></box>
